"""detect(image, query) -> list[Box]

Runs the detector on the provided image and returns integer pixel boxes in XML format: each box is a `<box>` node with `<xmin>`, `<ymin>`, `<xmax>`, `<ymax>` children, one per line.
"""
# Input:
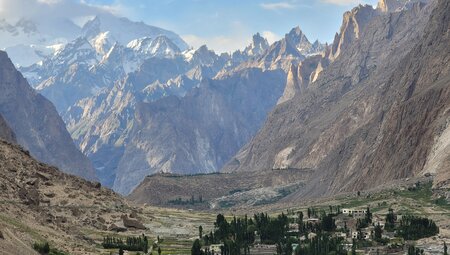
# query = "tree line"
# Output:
<box><xmin>102</xmin><ymin>234</ymin><xmax>149</xmax><ymax>253</ymax></box>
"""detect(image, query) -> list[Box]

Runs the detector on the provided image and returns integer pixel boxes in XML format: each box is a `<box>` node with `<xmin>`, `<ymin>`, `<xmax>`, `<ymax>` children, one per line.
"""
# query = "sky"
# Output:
<box><xmin>0</xmin><ymin>0</ymin><xmax>379</xmax><ymax>53</ymax></box>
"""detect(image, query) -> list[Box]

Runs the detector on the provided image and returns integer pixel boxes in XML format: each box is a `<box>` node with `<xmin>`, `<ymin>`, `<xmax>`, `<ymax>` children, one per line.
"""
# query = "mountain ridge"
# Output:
<box><xmin>0</xmin><ymin>51</ymin><xmax>96</xmax><ymax>180</ymax></box>
<box><xmin>223</xmin><ymin>0</ymin><xmax>450</xmax><ymax>202</ymax></box>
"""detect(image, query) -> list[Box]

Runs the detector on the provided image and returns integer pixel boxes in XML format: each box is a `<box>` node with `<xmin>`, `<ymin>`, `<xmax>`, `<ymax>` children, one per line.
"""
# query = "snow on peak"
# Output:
<box><xmin>286</xmin><ymin>26</ymin><xmax>311</xmax><ymax>52</ymax></box>
<box><xmin>90</xmin><ymin>31</ymin><xmax>115</xmax><ymax>56</ymax></box>
<box><xmin>127</xmin><ymin>36</ymin><xmax>181</xmax><ymax>58</ymax></box>
<box><xmin>82</xmin><ymin>13</ymin><xmax>189</xmax><ymax>51</ymax></box>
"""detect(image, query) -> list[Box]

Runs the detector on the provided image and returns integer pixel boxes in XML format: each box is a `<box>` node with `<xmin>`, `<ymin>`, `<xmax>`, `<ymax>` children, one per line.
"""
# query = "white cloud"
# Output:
<box><xmin>182</xmin><ymin>20</ymin><xmax>257</xmax><ymax>54</ymax></box>
<box><xmin>182</xmin><ymin>34</ymin><xmax>252</xmax><ymax>54</ymax></box>
<box><xmin>261</xmin><ymin>31</ymin><xmax>280</xmax><ymax>44</ymax></box>
<box><xmin>320</xmin><ymin>0</ymin><xmax>370</xmax><ymax>6</ymax></box>
<box><xmin>182</xmin><ymin>30</ymin><xmax>283</xmax><ymax>54</ymax></box>
<box><xmin>0</xmin><ymin>0</ymin><xmax>125</xmax><ymax>23</ymax></box>
<box><xmin>37</xmin><ymin>0</ymin><xmax>61</xmax><ymax>4</ymax></box>
<box><xmin>260</xmin><ymin>2</ymin><xmax>297</xmax><ymax>10</ymax></box>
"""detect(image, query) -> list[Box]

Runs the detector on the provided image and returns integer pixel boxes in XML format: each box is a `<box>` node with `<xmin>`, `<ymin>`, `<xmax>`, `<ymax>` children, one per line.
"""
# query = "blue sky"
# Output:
<box><xmin>82</xmin><ymin>0</ymin><xmax>378</xmax><ymax>52</ymax></box>
<box><xmin>1</xmin><ymin>0</ymin><xmax>378</xmax><ymax>53</ymax></box>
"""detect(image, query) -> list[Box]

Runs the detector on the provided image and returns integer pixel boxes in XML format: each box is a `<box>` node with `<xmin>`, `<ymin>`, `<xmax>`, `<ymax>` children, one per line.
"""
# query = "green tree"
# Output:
<box><xmin>192</xmin><ymin>239</ymin><xmax>202</xmax><ymax>255</ymax></box>
<box><xmin>321</xmin><ymin>213</ymin><xmax>336</xmax><ymax>232</ymax></box>
<box><xmin>365</xmin><ymin>207</ymin><xmax>372</xmax><ymax>224</ymax></box>
<box><xmin>398</xmin><ymin>215</ymin><xmax>439</xmax><ymax>240</ymax></box>
<box><xmin>199</xmin><ymin>225</ymin><xmax>203</xmax><ymax>239</ymax></box>
<box><xmin>351</xmin><ymin>239</ymin><xmax>356</xmax><ymax>255</ymax></box>
<box><xmin>385</xmin><ymin>208</ymin><xmax>396</xmax><ymax>231</ymax></box>
<box><xmin>444</xmin><ymin>242</ymin><xmax>448</xmax><ymax>255</ymax></box>
<box><xmin>374</xmin><ymin>223</ymin><xmax>382</xmax><ymax>241</ymax></box>
<box><xmin>119</xmin><ymin>247</ymin><xmax>124</xmax><ymax>255</ymax></box>
<box><xmin>33</xmin><ymin>242</ymin><xmax>50</xmax><ymax>254</ymax></box>
<box><xmin>144</xmin><ymin>235</ymin><xmax>149</xmax><ymax>253</ymax></box>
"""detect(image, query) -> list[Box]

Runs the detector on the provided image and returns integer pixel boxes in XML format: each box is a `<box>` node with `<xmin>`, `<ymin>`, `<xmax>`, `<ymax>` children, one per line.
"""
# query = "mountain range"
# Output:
<box><xmin>2</xmin><ymin>0</ymin><xmax>448</xmax><ymax>200</ymax></box>
<box><xmin>224</xmin><ymin>0</ymin><xmax>450</xmax><ymax>201</ymax></box>
<box><xmin>1</xmin><ymin>13</ymin><xmax>325</xmax><ymax>193</ymax></box>
<box><xmin>0</xmin><ymin>0</ymin><xmax>448</xmax><ymax>253</ymax></box>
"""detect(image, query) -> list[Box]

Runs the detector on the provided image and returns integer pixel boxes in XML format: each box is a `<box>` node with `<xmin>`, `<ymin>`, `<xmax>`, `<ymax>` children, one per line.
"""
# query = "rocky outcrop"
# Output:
<box><xmin>277</xmin><ymin>55</ymin><xmax>323</xmax><ymax>104</ymax></box>
<box><xmin>377</xmin><ymin>0</ymin><xmax>406</xmax><ymax>12</ymax></box>
<box><xmin>0</xmin><ymin>114</ymin><xmax>15</xmax><ymax>143</ymax></box>
<box><xmin>223</xmin><ymin>0</ymin><xmax>447</xmax><ymax>199</ymax></box>
<box><xmin>243</xmin><ymin>33</ymin><xmax>269</xmax><ymax>56</ymax></box>
<box><xmin>329</xmin><ymin>4</ymin><xmax>378</xmax><ymax>61</ymax></box>
<box><xmin>278</xmin><ymin>64</ymin><xmax>302</xmax><ymax>104</ymax></box>
<box><xmin>0</xmin><ymin>51</ymin><xmax>96</xmax><ymax>180</ymax></box>
<box><xmin>121</xmin><ymin>215</ymin><xmax>146</xmax><ymax>230</ymax></box>
<box><xmin>286</xmin><ymin>27</ymin><xmax>325</xmax><ymax>56</ymax></box>
<box><xmin>377</xmin><ymin>0</ymin><xmax>429</xmax><ymax>13</ymax></box>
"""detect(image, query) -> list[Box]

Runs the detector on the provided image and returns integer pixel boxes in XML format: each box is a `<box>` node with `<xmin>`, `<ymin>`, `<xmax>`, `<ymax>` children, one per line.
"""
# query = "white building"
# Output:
<box><xmin>209</xmin><ymin>244</ymin><xmax>224</xmax><ymax>255</ymax></box>
<box><xmin>341</xmin><ymin>208</ymin><xmax>367</xmax><ymax>217</ymax></box>
<box><xmin>351</xmin><ymin>230</ymin><xmax>371</xmax><ymax>240</ymax></box>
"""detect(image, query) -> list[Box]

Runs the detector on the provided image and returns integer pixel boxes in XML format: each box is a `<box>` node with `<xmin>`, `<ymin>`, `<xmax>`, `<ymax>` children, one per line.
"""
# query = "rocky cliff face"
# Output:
<box><xmin>224</xmin><ymin>0</ymin><xmax>449</xmax><ymax>199</ymax></box>
<box><xmin>113</xmin><ymin>68</ymin><xmax>286</xmax><ymax>194</ymax></box>
<box><xmin>0</xmin><ymin>114</ymin><xmax>15</xmax><ymax>143</ymax></box>
<box><xmin>277</xmin><ymin>55</ymin><xmax>323</xmax><ymax>104</ymax></box>
<box><xmin>0</xmin><ymin>51</ymin><xmax>96</xmax><ymax>180</ymax></box>
<box><xmin>329</xmin><ymin>4</ymin><xmax>377</xmax><ymax>61</ymax></box>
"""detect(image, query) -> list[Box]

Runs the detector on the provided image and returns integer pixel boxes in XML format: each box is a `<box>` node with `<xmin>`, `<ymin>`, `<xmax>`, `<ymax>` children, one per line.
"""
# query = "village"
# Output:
<box><xmin>195</xmin><ymin>205</ymin><xmax>445</xmax><ymax>255</ymax></box>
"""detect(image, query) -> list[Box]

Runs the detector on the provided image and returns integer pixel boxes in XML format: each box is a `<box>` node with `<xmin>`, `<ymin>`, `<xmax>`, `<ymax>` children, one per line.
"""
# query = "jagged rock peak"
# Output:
<box><xmin>329</xmin><ymin>4</ymin><xmax>377</xmax><ymax>60</ymax></box>
<box><xmin>287</xmin><ymin>26</ymin><xmax>309</xmax><ymax>43</ymax></box>
<box><xmin>244</xmin><ymin>33</ymin><xmax>269</xmax><ymax>56</ymax></box>
<box><xmin>190</xmin><ymin>45</ymin><xmax>219</xmax><ymax>66</ymax></box>
<box><xmin>56</xmin><ymin>37</ymin><xmax>94</xmax><ymax>54</ymax></box>
<box><xmin>285</xmin><ymin>26</ymin><xmax>311</xmax><ymax>52</ymax></box>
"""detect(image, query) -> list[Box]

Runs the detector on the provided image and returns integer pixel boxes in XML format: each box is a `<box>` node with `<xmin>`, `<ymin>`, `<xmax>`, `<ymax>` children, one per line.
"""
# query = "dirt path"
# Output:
<box><xmin>3</xmin><ymin>227</ymin><xmax>38</xmax><ymax>255</ymax></box>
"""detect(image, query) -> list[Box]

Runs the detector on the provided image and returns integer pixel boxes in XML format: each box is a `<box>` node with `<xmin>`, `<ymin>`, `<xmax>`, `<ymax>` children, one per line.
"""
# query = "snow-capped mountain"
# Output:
<box><xmin>16</xmin><ymin>20</ymin><xmax>324</xmax><ymax>193</ymax></box>
<box><xmin>15</xmin><ymin>13</ymin><xmax>194</xmax><ymax>113</ymax></box>
<box><xmin>54</xmin><ymin>31</ymin><xmax>280</xmax><ymax>188</ymax></box>
<box><xmin>1</xmin><ymin>12</ymin><xmax>189</xmax><ymax>68</ymax></box>
<box><xmin>81</xmin><ymin>13</ymin><xmax>189</xmax><ymax>52</ymax></box>
<box><xmin>90</xmin><ymin>31</ymin><xmax>115</xmax><ymax>56</ymax></box>
<box><xmin>127</xmin><ymin>35</ymin><xmax>181</xmax><ymax>58</ymax></box>
<box><xmin>0</xmin><ymin>17</ymin><xmax>80</xmax><ymax>66</ymax></box>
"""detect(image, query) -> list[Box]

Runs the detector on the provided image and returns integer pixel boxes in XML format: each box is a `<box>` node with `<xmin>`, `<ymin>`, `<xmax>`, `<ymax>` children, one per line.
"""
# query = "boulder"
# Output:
<box><xmin>122</xmin><ymin>215</ymin><xmax>146</xmax><ymax>230</ymax></box>
<box><xmin>44</xmin><ymin>192</ymin><xmax>55</xmax><ymax>198</ymax></box>
<box><xmin>108</xmin><ymin>223</ymin><xmax>127</xmax><ymax>232</ymax></box>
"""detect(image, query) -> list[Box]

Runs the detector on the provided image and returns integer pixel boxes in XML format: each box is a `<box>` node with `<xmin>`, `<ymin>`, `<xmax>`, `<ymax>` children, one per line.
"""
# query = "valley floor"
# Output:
<box><xmin>0</xmin><ymin>176</ymin><xmax>448</xmax><ymax>254</ymax></box>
